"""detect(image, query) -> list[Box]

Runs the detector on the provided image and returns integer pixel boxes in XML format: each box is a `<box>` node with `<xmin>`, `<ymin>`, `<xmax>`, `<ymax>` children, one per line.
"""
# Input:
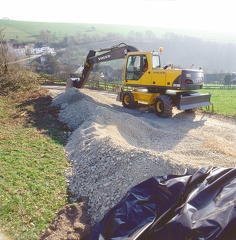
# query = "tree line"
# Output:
<box><xmin>53</xmin><ymin>29</ymin><xmax>236</xmax><ymax>74</ymax></box>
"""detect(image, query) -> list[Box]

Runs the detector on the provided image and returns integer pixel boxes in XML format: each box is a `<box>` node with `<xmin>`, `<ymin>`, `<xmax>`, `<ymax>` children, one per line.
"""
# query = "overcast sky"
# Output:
<box><xmin>1</xmin><ymin>0</ymin><xmax>235</xmax><ymax>34</ymax></box>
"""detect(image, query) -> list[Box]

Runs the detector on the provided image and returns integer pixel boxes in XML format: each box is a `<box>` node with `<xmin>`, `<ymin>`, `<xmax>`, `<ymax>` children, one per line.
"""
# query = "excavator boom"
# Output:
<box><xmin>73</xmin><ymin>43</ymin><xmax>139</xmax><ymax>88</ymax></box>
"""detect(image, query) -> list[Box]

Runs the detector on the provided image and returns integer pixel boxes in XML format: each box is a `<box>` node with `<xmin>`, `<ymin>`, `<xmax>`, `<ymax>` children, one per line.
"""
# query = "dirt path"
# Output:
<box><xmin>80</xmin><ymin>88</ymin><xmax>236</xmax><ymax>169</ymax></box>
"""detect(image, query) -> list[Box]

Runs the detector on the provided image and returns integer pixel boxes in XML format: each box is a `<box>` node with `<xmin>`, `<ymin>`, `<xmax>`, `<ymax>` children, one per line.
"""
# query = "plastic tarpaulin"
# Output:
<box><xmin>89</xmin><ymin>167</ymin><xmax>236</xmax><ymax>240</ymax></box>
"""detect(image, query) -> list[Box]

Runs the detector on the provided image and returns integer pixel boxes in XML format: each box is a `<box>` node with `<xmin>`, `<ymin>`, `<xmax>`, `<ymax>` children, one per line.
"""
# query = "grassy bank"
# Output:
<box><xmin>0</xmin><ymin>89</ymin><xmax>70</xmax><ymax>239</ymax></box>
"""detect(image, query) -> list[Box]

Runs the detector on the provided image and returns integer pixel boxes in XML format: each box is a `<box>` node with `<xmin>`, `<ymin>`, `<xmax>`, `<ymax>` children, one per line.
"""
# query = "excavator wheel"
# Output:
<box><xmin>154</xmin><ymin>95</ymin><xmax>173</xmax><ymax>118</ymax></box>
<box><xmin>122</xmin><ymin>92</ymin><xmax>137</xmax><ymax>109</ymax></box>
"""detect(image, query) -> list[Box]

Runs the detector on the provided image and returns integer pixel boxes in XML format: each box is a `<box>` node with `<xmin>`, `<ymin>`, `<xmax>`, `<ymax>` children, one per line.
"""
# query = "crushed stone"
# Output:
<box><xmin>52</xmin><ymin>87</ymin><xmax>236</xmax><ymax>225</ymax></box>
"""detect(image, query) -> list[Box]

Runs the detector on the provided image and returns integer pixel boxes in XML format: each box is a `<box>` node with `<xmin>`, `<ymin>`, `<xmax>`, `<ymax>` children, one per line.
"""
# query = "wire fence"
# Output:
<box><xmin>39</xmin><ymin>77</ymin><xmax>236</xmax><ymax>92</ymax></box>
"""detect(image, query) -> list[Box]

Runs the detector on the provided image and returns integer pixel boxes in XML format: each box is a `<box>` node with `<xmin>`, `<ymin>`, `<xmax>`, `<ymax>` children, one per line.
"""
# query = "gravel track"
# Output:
<box><xmin>48</xmin><ymin>86</ymin><xmax>236</xmax><ymax>225</ymax></box>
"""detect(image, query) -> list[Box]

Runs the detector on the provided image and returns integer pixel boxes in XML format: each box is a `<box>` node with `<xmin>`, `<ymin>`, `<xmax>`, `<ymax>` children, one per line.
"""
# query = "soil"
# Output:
<box><xmin>39</xmin><ymin>85</ymin><xmax>236</xmax><ymax>240</ymax></box>
<box><xmin>40</xmin><ymin>197</ymin><xmax>91</xmax><ymax>240</ymax></box>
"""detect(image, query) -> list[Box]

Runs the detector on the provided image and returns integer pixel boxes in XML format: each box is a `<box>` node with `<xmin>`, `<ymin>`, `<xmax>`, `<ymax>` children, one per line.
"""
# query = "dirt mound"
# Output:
<box><xmin>40</xmin><ymin>197</ymin><xmax>91</xmax><ymax>240</ymax></box>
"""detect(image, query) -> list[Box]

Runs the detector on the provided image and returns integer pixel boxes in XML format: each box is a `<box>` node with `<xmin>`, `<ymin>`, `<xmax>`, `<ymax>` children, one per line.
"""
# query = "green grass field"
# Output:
<box><xmin>0</xmin><ymin>20</ymin><xmax>164</xmax><ymax>42</ymax></box>
<box><xmin>199</xmin><ymin>87</ymin><xmax>236</xmax><ymax>117</ymax></box>
<box><xmin>1</xmin><ymin>19</ymin><xmax>236</xmax><ymax>43</ymax></box>
<box><xmin>0</xmin><ymin>91</ymin><xmax>69</xmax><ymax>239</ymax></box>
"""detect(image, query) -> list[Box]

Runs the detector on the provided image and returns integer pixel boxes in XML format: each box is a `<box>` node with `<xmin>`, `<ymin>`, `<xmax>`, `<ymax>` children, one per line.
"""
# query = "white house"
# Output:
<box><xmin>13</xmin><ymin>44</ymin><xmax>56</xmax><ymax>56</ymax></box>
<box><xmin>14</xmin><ymin>48</ymin><xmax>26</xmax><ymax>55</ymax></box>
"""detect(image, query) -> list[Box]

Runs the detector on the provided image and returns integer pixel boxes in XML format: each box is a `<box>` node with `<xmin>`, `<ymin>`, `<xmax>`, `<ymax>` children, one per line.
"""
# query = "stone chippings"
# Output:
<box><xmin>52</xmin><ymin>88</ymin><xmax>187</xmax><ymax>224</ymax></box>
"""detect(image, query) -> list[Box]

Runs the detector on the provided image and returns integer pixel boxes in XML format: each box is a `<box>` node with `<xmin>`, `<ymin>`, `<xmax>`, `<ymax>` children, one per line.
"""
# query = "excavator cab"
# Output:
<box><xmin>124</xmin><ymin>52</ymin><xmax>161</xmax><ymax>86</ymax></box>
<box><xmin>125</xmin><ymin>53</ymin><xmax>158</xmax><ymax>80</ymax></box>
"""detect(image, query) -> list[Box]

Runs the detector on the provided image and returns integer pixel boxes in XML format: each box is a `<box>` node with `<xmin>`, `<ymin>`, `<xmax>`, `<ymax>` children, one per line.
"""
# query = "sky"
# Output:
<box><xmin>1</xmin><ymin>0</ymin><xmax>235</xmax><ymax>34</ymax></box>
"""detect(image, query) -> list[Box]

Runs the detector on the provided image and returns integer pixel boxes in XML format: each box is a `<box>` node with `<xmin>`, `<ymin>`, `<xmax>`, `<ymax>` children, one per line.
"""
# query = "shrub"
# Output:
<box><xmin>1</xmin><ymin>27</ymin><xmax>40</xmax><ymax>96</ymax></box>
<box><xmin>0</xmin><ymin>65</ymin><xmax>40</xmax><ymax>96</ymax></box>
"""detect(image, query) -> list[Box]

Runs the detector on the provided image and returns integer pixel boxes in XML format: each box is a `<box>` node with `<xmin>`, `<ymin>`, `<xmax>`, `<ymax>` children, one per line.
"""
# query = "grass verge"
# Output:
<box><xmin>0</xmin><ymin>88</ymin><xmax>70</xmax><ymax>239</ymax></box>
<box><xmin>199</xmin><ymin>88</ymin><xmax>236</xmax><ymax>117</ymax></box>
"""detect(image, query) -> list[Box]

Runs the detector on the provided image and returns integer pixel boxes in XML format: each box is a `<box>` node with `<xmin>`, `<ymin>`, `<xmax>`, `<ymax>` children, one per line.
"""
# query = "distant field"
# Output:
<box><xmin>1</xmin><ymin>19</ymin><xmax>236</xmax><ymax>43</ymax></box>
<box><xmin>199</xmin><ymin>87</ymin><xmax>236</xmax><ymax>117</ymax></box>
<box><xmin>0</xmin><ymin>20</ymin><xmax>166</xmax><ymax>42</ymax></box>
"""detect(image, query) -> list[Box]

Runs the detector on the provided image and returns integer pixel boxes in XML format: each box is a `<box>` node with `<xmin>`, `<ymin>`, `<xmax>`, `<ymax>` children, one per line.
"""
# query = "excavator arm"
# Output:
<box><xmin>72</xmin><ymin>43</ymin><xmax>139</xmax><ymax>88</ymax></box>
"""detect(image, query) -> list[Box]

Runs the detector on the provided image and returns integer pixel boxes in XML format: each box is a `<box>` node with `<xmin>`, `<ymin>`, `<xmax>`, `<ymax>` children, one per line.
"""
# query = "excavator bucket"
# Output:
<box><xmin>178</xmin><ymin>92</ymin><xmax>211</xmax><ymax>110</ymax></box>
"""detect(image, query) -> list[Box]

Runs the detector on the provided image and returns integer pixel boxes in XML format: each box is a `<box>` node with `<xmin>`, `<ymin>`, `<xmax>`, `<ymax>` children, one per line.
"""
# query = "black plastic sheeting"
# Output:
<box><xmin>89</xmin><ymin>167</ymin><xmax>236</xmax><ymax>240</ymax></box>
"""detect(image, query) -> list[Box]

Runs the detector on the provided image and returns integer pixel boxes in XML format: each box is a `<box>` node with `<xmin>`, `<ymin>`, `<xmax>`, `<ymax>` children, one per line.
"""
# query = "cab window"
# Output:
<box><xmin>152</xmin><ymin>55</ymin><xmax>160</xmax><ymax>69</ymax></box>
<box><xmin>142</xmin><ymin>56</ymin><xmax>148</xmax><ymax>72</ymax></box>
<box><xmin>126</xmin><ymin>56</ymin><xmax>141</xmax><ymax>80</ymax></box>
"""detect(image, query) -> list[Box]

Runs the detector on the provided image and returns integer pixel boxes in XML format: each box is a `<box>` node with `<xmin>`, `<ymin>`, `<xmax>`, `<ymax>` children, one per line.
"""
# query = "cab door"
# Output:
<box><xmin>125</xmin><ymin>54</ymin><xmax>152</xmax><ymax>85</ymax></box>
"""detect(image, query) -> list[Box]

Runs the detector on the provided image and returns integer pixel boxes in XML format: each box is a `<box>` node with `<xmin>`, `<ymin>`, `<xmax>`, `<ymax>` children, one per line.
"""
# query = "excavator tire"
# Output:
<box><xmin>122</xmin><ymin>91</ymin><xmax>137</xmax><ymax>109</ymax></box>
<box><xmin>154</xmin><ymin>95</ymin><xmax>173</xmax><ymax>118</ymax></box>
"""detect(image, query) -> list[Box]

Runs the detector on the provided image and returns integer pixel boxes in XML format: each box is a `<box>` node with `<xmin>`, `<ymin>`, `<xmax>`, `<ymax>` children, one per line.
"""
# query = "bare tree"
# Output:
<box><xmin>0</xmin><ymin>26</ymin><xmax>9</xmax><ymax>74</ymax></box>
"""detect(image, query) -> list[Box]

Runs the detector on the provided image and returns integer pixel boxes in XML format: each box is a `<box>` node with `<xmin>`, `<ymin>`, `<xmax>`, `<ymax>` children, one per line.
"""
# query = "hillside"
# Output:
<box><xmin>1</xmin><ymin>19</ymin><xmax>236</xmax><ymax>73</ymax></box>
<box><xmin>1</xmin><ymin>19</ymin><xmax>236</xmax><ymax>43</ymax></box>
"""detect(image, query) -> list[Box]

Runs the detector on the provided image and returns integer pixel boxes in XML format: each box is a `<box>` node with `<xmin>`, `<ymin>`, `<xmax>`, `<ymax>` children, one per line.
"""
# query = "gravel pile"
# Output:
<box><xmin>51</xmin><ymin>87</ymin><xmax>236</xmax><ymax>226</ymax></box>
<box><xmin>51</xmin><ymin>88</ymin><xmax>187</xmax><ymax>224</ymax></box>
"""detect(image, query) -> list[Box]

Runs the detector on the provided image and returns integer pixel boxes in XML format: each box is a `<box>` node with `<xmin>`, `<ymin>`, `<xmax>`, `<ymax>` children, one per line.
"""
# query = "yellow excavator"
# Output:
<box><xmin>68</xmin><ymin>43</ymin><xmax>211</xmax><ymax>117</ymax></box>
